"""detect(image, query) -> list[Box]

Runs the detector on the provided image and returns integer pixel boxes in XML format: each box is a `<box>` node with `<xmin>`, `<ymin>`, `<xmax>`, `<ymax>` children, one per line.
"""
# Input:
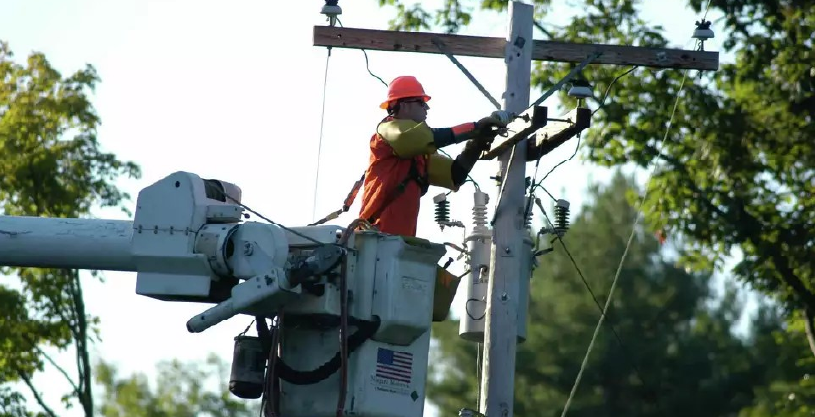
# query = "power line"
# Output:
<box><xmin>312</xmin><ymin>48</ymin><xmax>332</xmax><ymax>223</ymax></box>
<box><xmin>560</xmin><ymin>68</ymin><xmax>692</xmax><ymax>417</ymax></box>
<box><xmin>310</xmin><ymin>17</ymin><xmax>387</xmax><ymax>227</ymax></box>
<box><xmin>533</xmin><ymin>131</ymin><xmax>582</xmax><ymax>196</ymax></box>
<box><xmin>531</xmin><ymin>64</ymin><xmax>639</xmax><ymax>197</ymax></box>
<box><xmin>362</xmin><ymin>48</ymin><xmax>388</xmax><ymax>87</ymax></box>
<box><xmin>204</xmin><ymin>181</ymin><xmax>326</xmax><ymax>246</ymax></box>
<box><xmin>337</xmin><ymin>18</ymin><xmax>387</xmax><ymax>87</ymax></box>
<box><xmin>535</xmin><ymin>198</ymin><xmax>660</xmax><ymax>411</ymax></box>
<box><xmin>559</xmin><ymin>3</ymin><xmax>712</xmax><ymax>413</ymax></box>
<box><xmin>592</xmin><ymin>65</ymin><xmax>639</xmax><ymax>117</ymax></box>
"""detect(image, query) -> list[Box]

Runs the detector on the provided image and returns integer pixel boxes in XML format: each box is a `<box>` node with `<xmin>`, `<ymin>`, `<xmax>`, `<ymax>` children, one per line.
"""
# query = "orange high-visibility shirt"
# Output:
<box><xmin>358</xmin><ymin>117</ymin><xmax>475</xmax><ymax>237</ymax></box>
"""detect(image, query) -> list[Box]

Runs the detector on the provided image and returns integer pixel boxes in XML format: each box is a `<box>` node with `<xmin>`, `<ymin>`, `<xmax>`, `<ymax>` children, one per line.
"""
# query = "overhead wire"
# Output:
<box><xmin>534</xmin><ymin>195</ymin><xmax>658</xmax><ymax>411</ymax></box>
<box><xmin>312</xmin><ymin>47</ymin><xmax>332</xmax><ymax>223</ymax></box>
<box><xmin>362</xmin><ymin>48</ymin><xmax>388</xmax><ymax>87</ymax></box>
<box><xmin>560</xmin><ymin>75</ymin><xmax>690</xmax><ymax>416</ymax></box>
<box><xmin>531</xmin><ymin>64</ymin><xmax>639</xmax><ymax>199</ymax></box>
<box><xmin>592</xmin><ymin>65</ymin><xmax>639</xmax><ymax>117</ymax></box>
<box><xmin>491</xmin><ymin>53</ymin><xmax>601</xmax><ymax>225</ymax></box>
<box><xmin>558</xmin><ymin>0</ymin><xmax>712</xmax><ymax>409</ymax></box>
<box><xmin>337</xmin><ymin>18</ymin><xmax>388</xmax><ymax>87</ymax></box>
<box><xmin>309</xmin><ymin>16</ymin><xmax>388</xmax><ymax>229</ymax></box>
<box><xmin>204</xmin><ymin>181</ymin><xmax>326</xmax><ymax>246</ymax></box>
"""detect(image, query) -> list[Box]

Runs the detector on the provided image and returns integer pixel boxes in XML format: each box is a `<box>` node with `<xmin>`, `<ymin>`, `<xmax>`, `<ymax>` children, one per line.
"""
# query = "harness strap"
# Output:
<box><xmin>309</xmin><ymin>173</ymin><xmax>366</xmax><ymax>226</ymax></box>
<box><xmin>310</xmin><ymin>157</ymin><xmax>429</xmax><ymax>228</ymax></box>
<box><xmin>365</xmin><ymin>157</ymin><xmax>428</xmax><ymax>226</ymax></box>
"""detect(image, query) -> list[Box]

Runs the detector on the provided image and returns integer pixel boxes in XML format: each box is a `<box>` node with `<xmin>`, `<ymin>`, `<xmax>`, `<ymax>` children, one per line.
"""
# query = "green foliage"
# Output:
<box><xmin>738</xmin><ymin>312</ymin><xmax>815</xmax><ymax>416</ymax></box>
<box><xmin>94</xmin><ymin>354</ymin><xmax>258</xmax><ymax>417</ymax></box>
<box><xmin>0</xmin><ymin>386</ymin><xmax>37</xmax><ymax>417</ymax></box>
<box><xmin>0</xmin><ymin>40</ymin><xmax>141</xmax><ymax>416</ymax></box>
<box><xmin>427</xmin><ymin>172</ymin><xmax>811</xmax><ymax>415</ymax></box>
<box><xmin>376</xmin><ymin>0</ymin><xmax>814</xmax><ymax>356</ymax></box>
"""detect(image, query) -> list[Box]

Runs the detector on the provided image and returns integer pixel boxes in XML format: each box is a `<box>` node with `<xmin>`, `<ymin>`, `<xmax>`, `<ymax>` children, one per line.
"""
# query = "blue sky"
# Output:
<box><xmin>0</xmin><ymin>0</ymin><xmax>732</xmax><ymax>415</ymax></box>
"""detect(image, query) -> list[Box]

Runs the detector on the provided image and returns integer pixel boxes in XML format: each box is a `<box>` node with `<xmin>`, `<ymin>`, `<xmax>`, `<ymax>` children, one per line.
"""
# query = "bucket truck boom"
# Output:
<box><xmin>0</xmin><ymin>171</ymin><xmax>446</xmax><ymax>417</ymax></box>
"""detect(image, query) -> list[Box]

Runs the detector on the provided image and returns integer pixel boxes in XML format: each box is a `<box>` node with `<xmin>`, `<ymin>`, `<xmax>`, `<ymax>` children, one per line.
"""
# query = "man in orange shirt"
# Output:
<box><xmin>357</xmin><ymin>76</ymin><xmax>510</xmax><ymax>322</ymax></box>
<box><xmin>358</xmin><ymin>75</ymin><xmax>510</xmax><ymax>236</ymax></box>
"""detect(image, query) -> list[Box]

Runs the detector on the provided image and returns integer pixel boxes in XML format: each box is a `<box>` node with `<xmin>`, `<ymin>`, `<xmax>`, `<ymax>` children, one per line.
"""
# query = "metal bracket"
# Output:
<box><xmin>528</xmin><ymin>107</ymin><xmax>591</xmax><ymax>160</ymax></box>
<box><xmin>480</xmin><ymin>52</ymin><xmax>599</xmax><ymax>160</ymax></box>
<box><xmin>481</xmin><ymin>106</ymin><xmax>548</xmax><ymax>160</ymax></box>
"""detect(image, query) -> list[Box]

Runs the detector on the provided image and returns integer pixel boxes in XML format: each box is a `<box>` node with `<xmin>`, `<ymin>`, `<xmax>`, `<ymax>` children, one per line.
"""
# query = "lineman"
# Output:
<box><xmin>358</xmin><ymin>75</ymin><xmax>510</xmax><ymax>236</ymax></box>
<box><xmin>356</xmin><ymin>76</ymin><xmax>510</xmax><ymax>322</ymax></box>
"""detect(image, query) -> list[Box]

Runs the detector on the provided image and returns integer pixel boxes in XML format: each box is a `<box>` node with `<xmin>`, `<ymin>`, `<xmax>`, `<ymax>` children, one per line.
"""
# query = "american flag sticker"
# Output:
<box><xmin>376</xmin><ymin>347</ymin><xmax>413</xmax><ymax>384</ymax></box>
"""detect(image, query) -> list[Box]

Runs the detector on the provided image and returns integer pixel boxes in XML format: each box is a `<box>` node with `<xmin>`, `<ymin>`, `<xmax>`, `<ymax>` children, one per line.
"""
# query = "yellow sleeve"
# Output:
<box><xmin>377</xmin><ymin>119</ymin><xmax>438</xmax><ymax>158</ymax></box>
<box><xmin>427</xmin><ymin>153</ymin><xmax>459</xmax><ymax>191</ymax></box>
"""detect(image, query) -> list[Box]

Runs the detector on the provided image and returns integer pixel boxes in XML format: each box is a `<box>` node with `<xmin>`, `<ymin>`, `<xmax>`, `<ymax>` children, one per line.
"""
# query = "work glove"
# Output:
<box><xmin>476</xmin><ymin>110</ymin><xmax>513</xmax><ymax>129</ymax></box>
<box><xmin>474</xmin><ymin>110</ymin><xmax>514</xmax><ymax>138</ymax></box>
<box><xmin>456</xmin><ymin>136</ymin><xmax>493</xmax><ymax>173</ymax></box>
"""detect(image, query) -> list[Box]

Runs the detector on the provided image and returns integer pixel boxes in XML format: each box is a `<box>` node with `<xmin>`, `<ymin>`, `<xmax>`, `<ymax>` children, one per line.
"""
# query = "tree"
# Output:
<box><xmin>0</xmin><ymin>40</ymin><xmax>141</xmax><ymax>416</ymax></box>
<box><xmin>94</xmin><ymin>354</ymin><xmax>259</xmax><ymax>417</ymax></box>
<box><xmin>426</xmin><ymin>172</ymin><xmax>810</xmax><ymax>416</ymax></box>
<box><xmin>375</xmin><ymin>0</ymin><xmax>814</xmax><ymax>353</ymax></box>
<box><xmin>738</xmin><ymin>316</ymin><xmax>815</xmax><ymax>416</ymax></box>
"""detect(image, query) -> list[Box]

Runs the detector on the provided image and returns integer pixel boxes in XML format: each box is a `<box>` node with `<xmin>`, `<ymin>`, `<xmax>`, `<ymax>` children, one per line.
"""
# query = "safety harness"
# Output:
<box><xmin>310</xmin><ymin>157</ymin><xmax>429</xmax><ymax>228</ymax></box>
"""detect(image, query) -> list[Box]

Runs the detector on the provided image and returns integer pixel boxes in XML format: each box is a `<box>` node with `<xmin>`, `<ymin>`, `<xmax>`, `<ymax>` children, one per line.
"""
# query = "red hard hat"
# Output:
<box><xmin>379</xmin><ymin>76</ymin><xmax>431</xmax><ymax>109</ymax></box>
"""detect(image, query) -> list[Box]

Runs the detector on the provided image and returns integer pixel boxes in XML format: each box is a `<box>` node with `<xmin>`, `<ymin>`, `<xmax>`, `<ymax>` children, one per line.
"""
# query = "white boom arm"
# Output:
<box><xmin>0</xmin><ymin>216</ymin><xmax>135</xmax><ymax>271</ymax></box>
<box><xmin>0</xmin><ymin>171</ymin><xmax>447</xmax><ymax>417</ymax></box>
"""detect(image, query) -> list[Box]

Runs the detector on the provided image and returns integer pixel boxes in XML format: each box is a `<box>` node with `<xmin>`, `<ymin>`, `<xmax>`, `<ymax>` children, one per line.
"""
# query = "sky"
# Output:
<box><xmin>0</xmin><ymin>0</ymin><xmax>732</xmax><ymax>415</ymax></box>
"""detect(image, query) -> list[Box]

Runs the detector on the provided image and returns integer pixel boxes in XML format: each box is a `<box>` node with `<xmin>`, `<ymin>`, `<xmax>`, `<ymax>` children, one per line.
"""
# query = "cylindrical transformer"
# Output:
<box><xmin>229</xmin><ymin>335</ymin><xmax>267</xmax><ymax>399</ymax></box>
<box><xmin>459</xmin><ymin>190</ymin><xmax>491</xmax><ymax>342</ymax></box>
<box><xmin>459</xmin><ymin>232</ymin><xmax>491</xmax><ymax>342</ymax></box>
<box><xmin>459</xmin><ymin>190</ymin><xmax>535</xmax><ymax>343</ymax></box>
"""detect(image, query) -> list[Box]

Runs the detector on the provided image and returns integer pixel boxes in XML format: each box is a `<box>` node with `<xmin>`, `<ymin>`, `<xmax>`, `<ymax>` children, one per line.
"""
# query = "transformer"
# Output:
<box><xmin>458</xmin><ymin>190</ymin><xmax>532</xmax><ymax>344</ymax></box>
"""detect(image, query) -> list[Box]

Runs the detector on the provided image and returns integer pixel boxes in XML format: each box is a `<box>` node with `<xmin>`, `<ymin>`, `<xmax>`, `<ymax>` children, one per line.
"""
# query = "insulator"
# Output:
<box><xmin>554</xmin><ymin>199</ymin><xmax>570</xmax><ymax>236</ymax></box>
<box><xmin>524</xmin><ymin>197</ymin><xmax>533</xmax><ymax>228</ymax></box>
<box><xmin>568</xmin><ymin>77</ymin><xmax>593</xmax><ymax>99</ymax></box>
<box><xmin>693</xmin><ymin>20</ymin><xmax>714</xmax><ymax>40</ymax></box>
<box><xmin>321</xmin><ymin>0</ymin><xmax>342</xmax><ymax>26</ymax></box>
<box><xmin>433</xmin><ymin>193</ymin><xmax>450</xmax><ymax>225</ymax></box>
<box><xmin>472</xmin><ymin>190</ymin><xmax>489</xmax><ymax>234</ymax></box>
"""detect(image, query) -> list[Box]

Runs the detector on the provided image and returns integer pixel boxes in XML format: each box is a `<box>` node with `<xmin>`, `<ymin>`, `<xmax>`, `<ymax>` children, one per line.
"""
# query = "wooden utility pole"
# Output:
<box><xmin>313</xmin><ymin>4</ymin><xmax>718</xmax><ymax>417</ymax></box>
<box><xmin>477</xmin><ymin>5</ymin><xmax>532</xmax><ymax>417</ymax></box>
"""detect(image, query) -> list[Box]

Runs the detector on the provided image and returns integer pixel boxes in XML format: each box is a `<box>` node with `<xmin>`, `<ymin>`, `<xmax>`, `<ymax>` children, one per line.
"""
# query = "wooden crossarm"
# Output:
<box><xmin>313</xmin><ymin>26</ymin><xmax>719</xmax><ymax>71</ymax></box>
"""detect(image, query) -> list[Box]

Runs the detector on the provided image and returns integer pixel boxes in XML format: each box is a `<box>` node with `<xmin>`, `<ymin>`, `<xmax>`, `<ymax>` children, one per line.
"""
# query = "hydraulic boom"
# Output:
<box><xmin>0</xmin><ymin>171</ymin><xmax>446</xmax><ymax>417</ymax></box>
